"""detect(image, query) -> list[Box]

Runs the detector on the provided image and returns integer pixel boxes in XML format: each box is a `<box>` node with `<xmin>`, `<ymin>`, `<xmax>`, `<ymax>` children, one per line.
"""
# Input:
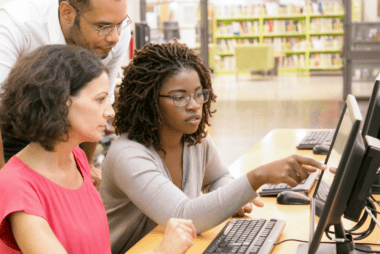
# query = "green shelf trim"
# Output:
<box><xmin>263</xmin><ymin>33</ymin><xmax>306</xmax><ymax>38</ymax></box>
<box><xmin>309</xmin><ymin>31</ymin><xmax>344</xmax><ymax>36</ymax></box>
<box><xmin>214</xmin><ymin>70</ymin><xmax>254</xmax><ymax>74</ymax></box>
<box><xmin>262</xmin><ymin>15</ymin><xmax>306</xmax><ymax>20</ymax></box>
<box><xmin>309</xmin><ymin>66</ymin><xmax>342</xmax><ymax>70</ymax></box>
<box><xmin>219</xmin><ymin>52</ymin><xmax>234</xmax><ymax>56</ymax></box>
<box><xmin>309</xmin><ymin>14</ymin><xmax>344</xmax><ymax>19</ymax></box>
<box><xmin>283</xmin><ymin>50</ymin><xmax>307</xmax><ymax>54</ymax></box>
<box><xmin>215</xmin><ymin>34</ymin><xmax>260</xmax><ymax>39</ymax></box>
<box><xmin>214</xmin><ymin>70</ymin><xmax>236</xmax><ymax>74</ymax></box>
<box><xmin>309</xmin><ymin>49</ymin><xmax>342</xmax><ymax>54</ymax></box>
<box><xmin>215</xmin><ymin>17</ymin><xmax>260</xmax><ymax>22</ymax></box>
<box><xmin>278</xmin><ymin>67</ymin><xmax>308</xmax><ymax>72</ymax></box>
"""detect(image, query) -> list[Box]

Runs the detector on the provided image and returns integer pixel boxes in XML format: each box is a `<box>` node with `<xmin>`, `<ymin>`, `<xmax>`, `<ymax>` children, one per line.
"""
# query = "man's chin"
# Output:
<box><xmin>92</xmin><ymin>49</ymin><xmax>110</xmax><ymax>59</ymax></box>
<box><xmin>97</xmin><ymin>52</ymin><xmax>109</xmax><ymax>60</ymax></box>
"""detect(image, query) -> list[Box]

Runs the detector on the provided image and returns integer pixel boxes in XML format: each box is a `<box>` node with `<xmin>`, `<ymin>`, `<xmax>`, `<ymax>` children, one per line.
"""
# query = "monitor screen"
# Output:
<box><xmin>297</xmin><ymin>94</ymin><xmax>365</xmax><ymax>254</ymax></box>
<box><xmin>360</xmin><ymin>77</ymin><xmax>380</xmax><ymax>195</ymax></box>
<box><xmin>361</xmin><ymin>77</ymin><xmax>380</xmax><ymax>139</ymax></box>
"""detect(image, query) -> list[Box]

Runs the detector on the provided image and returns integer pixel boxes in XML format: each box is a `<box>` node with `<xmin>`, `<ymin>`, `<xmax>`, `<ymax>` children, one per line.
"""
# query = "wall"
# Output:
<box><xmin>363</xmin><ymin>0</ymin><xmax>377</xmax><ymax>22</ymax></box>
<box><xmin>0</xmin><ymin>0</ymin><xmax>12</xmax><ymax>6</ymax></box>
<box><xmin>120</xmin><ymin>0</ymin><xmax>139</xmax><ymax>67</ymax></box>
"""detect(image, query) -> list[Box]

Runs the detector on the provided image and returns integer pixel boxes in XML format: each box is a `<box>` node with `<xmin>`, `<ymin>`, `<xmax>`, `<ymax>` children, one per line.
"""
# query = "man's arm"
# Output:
<box><xmin>0</xmin><ymin>11</ymin><xmax>28</xmax><ymax>170</ymax></box>
<box><xmin>0</xmin><ymin>9</ymin><xmax>26</xmax><ymax>85</ymax></box>
<box><xmin>79</xmin><ymin>142</ymin><xmax>101</xmax><ymax>190</ymax></box>
<box><xmin>0</xmin><ymin>129</ymin><xmax>5</xmax><ymax>169</ymax></box>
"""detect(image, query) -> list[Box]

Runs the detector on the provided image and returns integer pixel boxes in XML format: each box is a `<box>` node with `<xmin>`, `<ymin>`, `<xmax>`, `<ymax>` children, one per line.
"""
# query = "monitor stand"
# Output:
<box><xmin>297</xmin><ymin>244</ymin><xmax>372</xmax><ymax>254</ymax></box>
<box><xmin>371</xmin><ymin>172</ymin><xmax>380</xmax><ymax>194</ymax></box>
<box><xmin>296</xmin><ymin>223</ymin><xmax>372</xmax><ymax>254</ymax></box>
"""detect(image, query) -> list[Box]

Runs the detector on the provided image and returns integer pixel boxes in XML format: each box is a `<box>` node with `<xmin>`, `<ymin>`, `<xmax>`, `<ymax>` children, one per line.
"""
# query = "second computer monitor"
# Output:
<box><xmin>360</xmin><ymin>77</ymin><xmax>380</xmax><ymax>194</ymax></box>
<box><xmin>296</xmin><ymin>94</ymin><xmax>380</xmax><ymax>254</ymax></box>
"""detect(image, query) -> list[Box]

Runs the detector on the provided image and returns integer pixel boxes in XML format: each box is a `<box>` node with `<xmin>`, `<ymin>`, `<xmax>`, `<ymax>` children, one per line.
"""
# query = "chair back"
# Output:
<box><xmin>235</xmin><ymin>44</ymin><xmax>274</xmax><ymax>71</ymax></box>
<box><xmin>208</xmin><ymin>43</ymin><xmax>217</xmax><ymax>71</ymax></box>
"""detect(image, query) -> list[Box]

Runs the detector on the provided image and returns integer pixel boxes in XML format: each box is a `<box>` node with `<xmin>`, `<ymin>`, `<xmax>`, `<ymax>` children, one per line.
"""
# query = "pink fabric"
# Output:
<box><xmin>0</xmin><ymin>147</ymin><xmax>111</xmax><ymax>254</ymax></box>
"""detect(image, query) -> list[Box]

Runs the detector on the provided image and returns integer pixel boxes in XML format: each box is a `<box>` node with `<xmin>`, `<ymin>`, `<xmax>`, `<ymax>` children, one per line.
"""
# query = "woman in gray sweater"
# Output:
<box><xmin>99</xmin><ymin>40</ymin><xmax>326</xmax><ymax>254</ymax></box>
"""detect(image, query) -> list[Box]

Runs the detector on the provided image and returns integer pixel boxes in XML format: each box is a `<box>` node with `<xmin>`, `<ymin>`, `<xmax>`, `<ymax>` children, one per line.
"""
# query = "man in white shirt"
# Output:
<box><xmin>0</xmin><ymin>0</ymin><xmax>131</xmax><ymax>189</ymax></box>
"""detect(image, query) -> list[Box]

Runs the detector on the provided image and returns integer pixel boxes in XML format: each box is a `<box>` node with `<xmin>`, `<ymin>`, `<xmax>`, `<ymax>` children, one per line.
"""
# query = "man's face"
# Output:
<box><xmin>69</xmin><ymin>0</ymin><xmax>128</xmax><ymax>59</ymax></box>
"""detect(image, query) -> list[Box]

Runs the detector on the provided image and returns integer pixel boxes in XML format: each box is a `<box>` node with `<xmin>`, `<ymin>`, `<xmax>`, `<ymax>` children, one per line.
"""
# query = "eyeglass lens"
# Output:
<box><xmin>173</xmin><ymin>90</ymin><xmax>210</xmax><ymax>107</ymax></box>
<box><xmin>98</xmin><ymin>17</ymin><xmax>132</xmax><ymax>36</ymax></box>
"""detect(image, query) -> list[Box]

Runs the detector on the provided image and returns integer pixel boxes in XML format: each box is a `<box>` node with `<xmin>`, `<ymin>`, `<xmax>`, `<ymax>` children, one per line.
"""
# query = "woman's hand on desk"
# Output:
<box><xmin>232</xmin><ymin>198</ymin><xmax>264</xmax><ymax>217</ymax></box>
<box><xmin>153</xmin><ymin>218</ymin><xmax>196</xmax><ymax>254</ymax></box>
<box><xmin>247</xmin><ymin>154</ymin><xmax>327</xmax><ymax>191</ymax></box>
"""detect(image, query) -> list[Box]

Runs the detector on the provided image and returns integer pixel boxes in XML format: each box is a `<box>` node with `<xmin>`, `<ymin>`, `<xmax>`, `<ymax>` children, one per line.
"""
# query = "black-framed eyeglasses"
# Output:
<box><xmin>68</xmin><ymin>2</ymin><xmax>132</xmax><ymax>37</ymax></box>
<box><xmin>159</xmin><ymin>89</ymin><xmax>211</xmax><ymax>107</ymax></box>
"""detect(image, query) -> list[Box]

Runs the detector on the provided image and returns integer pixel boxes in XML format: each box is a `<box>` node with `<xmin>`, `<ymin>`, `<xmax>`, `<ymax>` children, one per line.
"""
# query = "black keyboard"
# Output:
<box><xmin>258</xmin><ymin>171</ymin><xmax>319</xmax><ymax>197</ymax></box>
<box><xmin>315</xmin><ymin>180</ymin><xmax>330</xmax><ymax>202</ymax></box>
<box><xmin>296</xmin><ymin>130</ymin><xmax>335</xmax><ymax>149</ymax></box>
<box><xmin>203</xmin><ymin>219</ymin><xmax>285</xmax><ymax>254</ymax></box>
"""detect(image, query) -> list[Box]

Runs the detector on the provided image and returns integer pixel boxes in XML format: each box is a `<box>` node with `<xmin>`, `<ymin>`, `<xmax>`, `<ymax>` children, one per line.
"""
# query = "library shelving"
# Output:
<box><xmin>343</xmin><ymin>1</ymin><xmax>380</xmax><ymax>100</ymax></box>
<box><xmin>211</xmin><ymin>8</ymin><xmax>344</xmax><ymax>74</ymax></box>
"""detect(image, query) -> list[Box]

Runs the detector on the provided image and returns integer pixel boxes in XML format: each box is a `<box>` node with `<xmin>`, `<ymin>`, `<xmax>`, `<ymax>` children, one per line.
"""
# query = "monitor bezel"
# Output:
<box><xmin>361</xmin><ymin>79</ymin><xmax>380</xmax><ymax>139</ymax></box>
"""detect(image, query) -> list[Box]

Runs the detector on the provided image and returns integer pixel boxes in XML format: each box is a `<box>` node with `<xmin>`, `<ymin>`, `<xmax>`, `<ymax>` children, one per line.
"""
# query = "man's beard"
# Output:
<box><xmin>69</xmin><ymin>24</ymin><xmax>109</xmax><ymax>59</ymax></box>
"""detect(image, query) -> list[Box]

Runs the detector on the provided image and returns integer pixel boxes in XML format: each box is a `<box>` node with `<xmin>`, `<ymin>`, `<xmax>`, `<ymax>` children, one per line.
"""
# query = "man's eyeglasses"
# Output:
<box><xmin>68</xmin><ymin>2</ymin><xmax>132</xmax><ymax>37</ymax></box>
<box><xmin>159</xmin><ymin>89</ymin><xmax>211</xmax><ymax>107</ymax></box>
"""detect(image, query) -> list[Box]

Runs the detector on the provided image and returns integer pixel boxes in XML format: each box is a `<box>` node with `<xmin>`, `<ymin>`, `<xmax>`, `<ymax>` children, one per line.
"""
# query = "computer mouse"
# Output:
<box><xmin>276</xmin><ymin>191</ymin><xmax>311</xmax><ymax>205</ymax></box>
<box><xmin>313</xmin><ymin>145</ymin><xmax>330</xmax><ymax>155</ymax></box>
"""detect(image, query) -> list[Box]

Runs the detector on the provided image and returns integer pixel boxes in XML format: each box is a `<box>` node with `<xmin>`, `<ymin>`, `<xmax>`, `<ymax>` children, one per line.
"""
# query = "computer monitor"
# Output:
<box><xmin>297</xmin><ymin>94</ymin><xmax>380</xmax><ymax>254</ymax></box>
<box><xmin>135</xmin><ymin>22</ymin><xmax>150</xmax><ymax>50</ymax></box>
<box><xmin>360</xmin><ymin>75</ymin><xmax>380</xmax><ymax>194</ymax></box>
<box><xmin>163</xmin><ymin>21</ymin><xmax>180</xmax><ymax>42</ymax></box>
<box><xmin>361</xmin><ymin>75</ymin><xmax>380</xmax><ymax>139</ymax></box>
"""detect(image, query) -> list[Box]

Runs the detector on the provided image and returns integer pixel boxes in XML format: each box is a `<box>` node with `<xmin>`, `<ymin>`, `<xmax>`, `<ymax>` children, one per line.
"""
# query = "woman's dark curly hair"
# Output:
<box><xmin>0</xmin><ymin>44</ymin><xmax>107</xmax><ymax>151</ymax></box>
<box><xmin>114</xmin><ymin>40</ymin><xmax>216</xmax><ymax>152</ymax></box>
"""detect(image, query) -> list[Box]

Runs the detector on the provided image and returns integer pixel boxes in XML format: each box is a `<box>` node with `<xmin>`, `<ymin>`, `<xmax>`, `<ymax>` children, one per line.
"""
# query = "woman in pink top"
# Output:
<box><xmin>0</xmin><ymin>45</ymin><xmax>195</xmax><ymax>254</ymax></box>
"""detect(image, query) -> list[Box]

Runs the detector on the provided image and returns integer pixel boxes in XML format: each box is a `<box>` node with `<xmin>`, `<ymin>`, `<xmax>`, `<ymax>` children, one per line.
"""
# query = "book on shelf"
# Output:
<box><xmin>226</xmin><ymin>39</ymin><xmax>236</xmax><ymax>52</ymax></box>
<box><xmin>232</xmin><ymin>22</ymin><xmax>240</xmax><ymax>35</ymax></box>
<box><xmin>311</xmin><ymin>3</ymin><xmax>322</xmax><ymax>15</ymax></box>
<box><xmin>221</xmin><ymin>56</ymin><xmax>235</xmax><ymax>71</ymax></box>
<box><xmin>278</xmin><ymin>54</ymin><xmax>306</xmax><ymax>68</ymax></box>
<box><xmin>309</xmin><ymin>53</ymin><xmax>342</xmax><ymax>68</ymax></box>
<box><xmin>309</xmin><ymin>18</ymin><xmax>343</xmax><ymax>33</ymax></box>
<box><xmin>265</xmin><ymin>2</ymin><xmax>278</xmax><ymax>16</ymax></box>
<box><xmin>240</xmin><ymin>22</ymin><xmax>247</xmax><ymax>34</ymax></box>
<box><xmin>262</xmin><ymin>19</ymin><xmax>304</xmax><ymax>34</ymax></box>
<box><xmin>217</xmin><ymin>40</ymin><xmax>227</xmax><ymax>52</ymax></box>
<box><xmin>214</xmin><ymin>2</ymin><xmax>343</xmax><ymax>18</ymax></box>
<box><xmin>352</xmin><ymin>67</ymin><xmax>380</xmax><ymax>82</ymax></box>
<box><xmin>353</xmin><ymin>68</ymin><xmax>361</xmax><ymax>81</ymax></box>
<box><xmin>310</xmin><ymin>36</ymin><xmax>343</xmax><ymax>50</ymax></box>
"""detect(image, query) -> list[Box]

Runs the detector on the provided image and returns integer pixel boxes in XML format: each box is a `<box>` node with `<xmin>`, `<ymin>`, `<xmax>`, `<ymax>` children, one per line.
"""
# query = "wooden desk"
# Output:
<box><xmin>126</xmin><ymin>129</ymin><xmax>380</xmax><ymax>254</ymax></box>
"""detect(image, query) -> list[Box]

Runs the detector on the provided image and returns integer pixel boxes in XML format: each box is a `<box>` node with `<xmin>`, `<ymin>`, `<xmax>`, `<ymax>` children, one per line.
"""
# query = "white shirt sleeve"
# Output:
<box><xmin>105</xmin><ymin>27</ymin><xmax>131</xmax><ymax>104</ymax></box>
<box><xmin>0</xmin><ymin>9</ymin><xmax>29</xmax><ymax>87</ymax></box>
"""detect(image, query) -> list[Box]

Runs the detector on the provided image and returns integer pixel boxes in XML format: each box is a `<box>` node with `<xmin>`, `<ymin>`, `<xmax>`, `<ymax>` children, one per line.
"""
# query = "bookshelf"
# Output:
<box><xmin>343</xmin><ymin>1</ymin><xmax>380</xmax><ymax>100</ymax></box>
<box><xmin>211</xmin><ymin>4</ymin><xmax>344</xmax><ymax>74</ymax></box>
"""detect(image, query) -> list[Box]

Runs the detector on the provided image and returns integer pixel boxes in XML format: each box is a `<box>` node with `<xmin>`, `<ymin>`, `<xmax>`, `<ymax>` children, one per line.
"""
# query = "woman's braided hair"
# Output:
<box><xmin>114</xmin><ymin>40</ymin><xmax>216</xmax><ymax>152</ymax></box>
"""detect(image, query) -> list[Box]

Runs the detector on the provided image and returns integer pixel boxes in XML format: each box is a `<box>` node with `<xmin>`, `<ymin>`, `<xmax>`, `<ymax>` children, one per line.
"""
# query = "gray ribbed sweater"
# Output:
<box><xmin>99</xmin><ymin>134</ymin><xmax>257</xmax><ymax>254</ymax></box>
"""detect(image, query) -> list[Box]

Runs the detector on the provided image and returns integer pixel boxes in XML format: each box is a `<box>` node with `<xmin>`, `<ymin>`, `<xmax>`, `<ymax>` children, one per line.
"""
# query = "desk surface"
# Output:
<box><xmin>126</xmin><ymin>129</ymin><xmax>380</xmax><ymax>254</ymax></box>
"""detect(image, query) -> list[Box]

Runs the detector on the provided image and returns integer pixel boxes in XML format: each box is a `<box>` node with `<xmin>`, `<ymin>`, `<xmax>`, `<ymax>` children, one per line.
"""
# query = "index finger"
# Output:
<box><xmin>296</xmin><ymin>155</ymin><xmax>327</xmax><ymax>170</ymax></box>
